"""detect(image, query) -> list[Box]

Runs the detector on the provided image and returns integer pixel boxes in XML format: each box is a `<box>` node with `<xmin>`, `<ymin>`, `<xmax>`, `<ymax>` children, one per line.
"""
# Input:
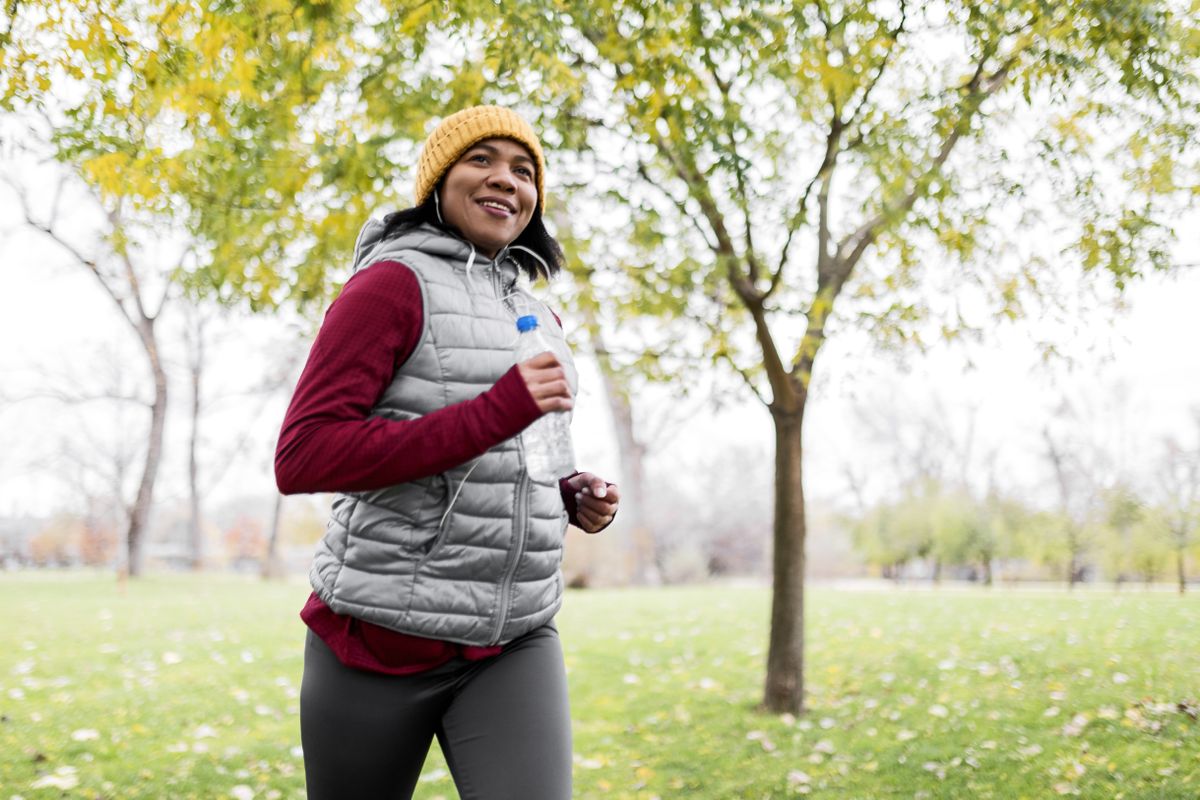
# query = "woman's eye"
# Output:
<box><xmin>469</xmin><ymin>154</ymin><xmax>489</xmax><ymax>164</ymax></box>
<box><xmin>515</xmin><ymin>167</ymin><xmax>532</xmax><ymax>177</ymax></box>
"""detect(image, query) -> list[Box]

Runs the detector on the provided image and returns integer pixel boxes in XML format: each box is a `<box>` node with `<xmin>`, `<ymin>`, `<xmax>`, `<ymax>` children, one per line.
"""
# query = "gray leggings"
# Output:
<box><xmin>300</xmin><ymin>623</ymin><xmax>572</xmax><ymax>800</ymax></box>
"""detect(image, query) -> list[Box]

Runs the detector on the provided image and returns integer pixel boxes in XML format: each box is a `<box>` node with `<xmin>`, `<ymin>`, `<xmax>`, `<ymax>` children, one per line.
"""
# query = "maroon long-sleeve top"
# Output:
<box><xmin>276</xmin><ymin>259</ymin><xmax>584</xmax><ymax>674</ymax></box>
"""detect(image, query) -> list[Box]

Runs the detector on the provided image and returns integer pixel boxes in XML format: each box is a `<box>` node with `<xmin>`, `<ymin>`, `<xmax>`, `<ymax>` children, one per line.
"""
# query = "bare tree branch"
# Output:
<box><xmin>106</xmin><ymin>201</ymin><xmax>152</xmax><ymax>322</ymax></box>
<box><xmin>697</xmin><ymin>42</ymin><xmax>767</xmax><ymax>293</ymax></box>
<box><xmin>841</xmin><ymin>0</ymin><xmax>908</xmax><ymax>135</ymax></box>
<box><xmin>717</xmin><ymin>349</ymin><xmax>768</xmax><ymax>406</ymax></box>
<box><xmin>772</xmin><ymin>109</ymin><xmax>846</xmax><ymax>301</ymax></box>
<box><xmin>47</xmin><ymin>174</ymin><xmax>66</xmax><ymax>228</ymax></box>
<box><xmin>2</xmin><ymin>173</ymin><xmax>139</xmax><ymax>331</ymax></box>
<box><xmin>3</xmin><ymin>389</ymin><xmax>151</xmax><ymax>408</ymax></box>
<box><xmin>635</xmin><ymin>159</ymin><xmax>717</xmax><ymax>253</ymax></box>
<box><xmin>836</xmin><ymin>48</ymin><xmax>1023</xmax><ymax>273</ymax></box>
<box><xmin>648</xmin><ymin>125</ymin><xmax>739</xmax><ymax>263</ymax></box>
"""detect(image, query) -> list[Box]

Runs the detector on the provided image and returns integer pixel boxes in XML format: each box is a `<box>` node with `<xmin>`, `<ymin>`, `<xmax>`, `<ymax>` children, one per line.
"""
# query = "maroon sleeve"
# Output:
<box><xmin>559</xmin><ymin>474</ymin><xmax>581</xmax><ymax>524</ymax></box>
<box><xmin>274</xmin><ymin>260</ymin><xmax>542</xmax><ymax>495</ymax></box>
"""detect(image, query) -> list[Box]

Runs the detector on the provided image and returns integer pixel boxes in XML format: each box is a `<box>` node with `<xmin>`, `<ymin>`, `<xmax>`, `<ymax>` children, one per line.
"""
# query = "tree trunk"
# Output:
<box><xmin>126</xmin><ymin>318</ymin><xmax>168</xmax><ymax>577</ymax></box>
<box><xmin>1067</xmin><ymin>530</ymin><xmax>1078</xmax><ymax>590</ymax></box>
<box><xmin>595</xmin><ymin>362</ymin><xmax>658</xmax><ymax>585</ymax></box>
<box><xmin>1177</xmin><ymin>546</ymin><xmax>1187</xmax><ymax>595</ymax></box>
<box><xmin>586</xmin><ymin>320</ymin><xmax>659</xmax><ymax>586</ymax></box>
<box><xmin>187</xmin><ymin>325</ymin><xmax>204</xmax><ymax>570</ymax></box>
<box><xmin>762</xmin><ymin>406</ymin><xmax>805</xmax><ymax>714</ymax></box>
<box><xmin>262</xmin><ymin>492</ymin><xmax>286</xmax><ymax>579</ymax></box>
<box><xmin>982</xmin><ymin>559</ymin><xmax>993</xmax><ymax>587</ymax></box>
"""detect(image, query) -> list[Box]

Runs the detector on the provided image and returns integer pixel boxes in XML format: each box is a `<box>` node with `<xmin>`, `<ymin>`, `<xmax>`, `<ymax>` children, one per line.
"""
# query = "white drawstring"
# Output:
<box><xmin>433</xmin><ymin>189</ymin><xmax>543</xmax><ymax>287</ymax></box>
<box><xmin>508</xmin><ymin>245</ymin><xmax>550</xmax><ymax>278</ymax></box>
<box><xmin>464</xmin><ymin>242</ymin><xmax>477</xmax><ymax>291</ymax></box>
<box><xmin>438</xmin><ymin>459</ymin><xmax>481</xmax><ymax>532</ymax></box>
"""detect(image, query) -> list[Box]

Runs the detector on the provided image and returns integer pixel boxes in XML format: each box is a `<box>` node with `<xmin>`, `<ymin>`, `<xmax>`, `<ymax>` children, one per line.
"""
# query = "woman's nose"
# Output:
<box><xmin>486</xmin><ymin>169</ymin><xmax>517</xmax><ymax>192</ymax></box>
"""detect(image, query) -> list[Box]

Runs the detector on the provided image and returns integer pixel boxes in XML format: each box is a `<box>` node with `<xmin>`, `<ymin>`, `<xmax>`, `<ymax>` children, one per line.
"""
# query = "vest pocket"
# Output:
<box><xmin>415</xmin><ymin>473</ymin><xmax>454</xmax><ymax>565</ymax></box>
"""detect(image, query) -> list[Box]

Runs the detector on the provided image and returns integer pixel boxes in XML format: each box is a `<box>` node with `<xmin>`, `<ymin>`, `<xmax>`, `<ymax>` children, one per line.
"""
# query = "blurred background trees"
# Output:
<box><xmin>2</xmin><ymin>0</ymin><xmax>1198</xmax><ymax>714</ymax></box>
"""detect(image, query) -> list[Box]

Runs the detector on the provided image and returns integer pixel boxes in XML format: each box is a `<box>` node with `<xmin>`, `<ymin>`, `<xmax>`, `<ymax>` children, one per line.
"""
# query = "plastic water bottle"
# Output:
<box><xmin>515</xmin><ymin>314</ymin><xmax>575</xmax><ymax>481</ymax></box>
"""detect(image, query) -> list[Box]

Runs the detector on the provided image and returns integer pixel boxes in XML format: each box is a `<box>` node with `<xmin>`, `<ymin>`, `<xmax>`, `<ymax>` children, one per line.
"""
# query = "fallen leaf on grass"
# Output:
<box><xmin>30</xmin><ymin>766</ymin><xmax>78</xmax><ymax>790</ymax></box>
<box><xmin>787</xmin><ymin>770</ymin><xmax>811</xmax><ymax>785</ymax></box>
<box><xmin>746</xmin><ymin>731</ymin><xmax>777</xmax><ymax>752</ymax></box>
<box><xmin>1062</xmin><ymin>713</ymin><xmax>1089</xmax><ymax>737</ymax></box>
<box><xmin>418</xmin><ymin>769</ymin><xmax>448</xmax><ymax>783</ymax></box>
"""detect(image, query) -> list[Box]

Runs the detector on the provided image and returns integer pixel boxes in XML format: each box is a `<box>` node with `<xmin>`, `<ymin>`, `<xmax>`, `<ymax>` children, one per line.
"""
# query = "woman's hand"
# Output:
<box><xmin>517</xmin><ymin>352</ymin><xmax>574</xmax><ymax>413</ymax></box>
<box><xmin>564</xmin><ymin>472</ymin><xmax>620</xmax><ymax>534</ymax></box>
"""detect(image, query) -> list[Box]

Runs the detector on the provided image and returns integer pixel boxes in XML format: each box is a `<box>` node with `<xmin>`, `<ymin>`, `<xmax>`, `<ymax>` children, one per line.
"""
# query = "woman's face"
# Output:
<box><xmin>439</xmin><ymin>138</ymin><xmax>538</xmax><ymax>259</ymax></box>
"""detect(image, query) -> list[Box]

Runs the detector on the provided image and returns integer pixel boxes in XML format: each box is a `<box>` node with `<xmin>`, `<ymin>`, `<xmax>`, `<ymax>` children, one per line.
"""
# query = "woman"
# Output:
<box><xmin>275</xmin><ymin>105</ymin><xmax>621</xmax><ymax>800</ymax></box>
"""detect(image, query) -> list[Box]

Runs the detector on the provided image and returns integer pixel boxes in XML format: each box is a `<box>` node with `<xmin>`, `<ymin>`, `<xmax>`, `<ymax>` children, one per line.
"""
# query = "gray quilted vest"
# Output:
<box><xmin>309</xmin><ymin>221</ymin><xmax>577</xmax><ymax>646</ymax></box>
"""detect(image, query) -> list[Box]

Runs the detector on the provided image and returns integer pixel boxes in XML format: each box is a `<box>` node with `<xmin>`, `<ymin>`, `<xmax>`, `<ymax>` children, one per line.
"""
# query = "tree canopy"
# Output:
<box><xmin>4</xmin><ymin>0</ymin><xmax>1197</xmax><ymax>711</ymax></box>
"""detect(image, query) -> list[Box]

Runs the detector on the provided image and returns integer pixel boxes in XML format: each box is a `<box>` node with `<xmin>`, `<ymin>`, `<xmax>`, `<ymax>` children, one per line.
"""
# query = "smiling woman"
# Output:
<box><xmin>439</xmin><ymin>139</ymin><xmax>538</xmax><ymax>258</ymax></box>
<box><xmin>273</xmin><ymin>105</ymin><xmax>621</xmax><ymax>800</ymax></box>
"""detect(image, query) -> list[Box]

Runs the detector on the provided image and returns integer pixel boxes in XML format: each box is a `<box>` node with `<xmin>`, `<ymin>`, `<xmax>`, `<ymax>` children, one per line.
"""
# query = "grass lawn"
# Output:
<box><xmin>1</xmin><ymin>573</ymin><xmax>1197</xmax><ymax>799</ymax></box>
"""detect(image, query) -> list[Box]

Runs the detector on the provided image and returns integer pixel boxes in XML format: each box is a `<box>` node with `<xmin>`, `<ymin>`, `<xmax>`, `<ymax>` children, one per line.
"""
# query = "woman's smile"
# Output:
<box><xmin>476</xmin><ymin>197</ymin><xmax>517</xmax><ymax>216</ymax></box>
<box><xmin>440</xmin><ymin>138</ymin><xmax>538</xmax><ymax>258</ymax></box>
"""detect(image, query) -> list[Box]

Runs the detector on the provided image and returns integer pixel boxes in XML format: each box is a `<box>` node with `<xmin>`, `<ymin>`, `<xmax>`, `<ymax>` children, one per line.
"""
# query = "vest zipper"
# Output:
<box><xmin>491</xmin><ymin>469</ymin><xmax>530</xmax><ymax>645</ymax></box>
<box><xmin>490</xmin><ymin>252</ymin><xmax>527</xmax><ymax>646</ymax></box>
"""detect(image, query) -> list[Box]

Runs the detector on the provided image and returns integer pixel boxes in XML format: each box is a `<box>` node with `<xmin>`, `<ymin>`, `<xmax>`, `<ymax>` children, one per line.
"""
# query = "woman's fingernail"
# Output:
<box><xmin>595</xmin><ymin>486</ymin><xmax>607</xmax><ymax>498</ymax></box>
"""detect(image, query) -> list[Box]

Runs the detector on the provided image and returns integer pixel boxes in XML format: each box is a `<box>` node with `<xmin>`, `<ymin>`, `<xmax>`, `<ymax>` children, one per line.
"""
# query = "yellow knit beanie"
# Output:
<box><xmin>414</xmin><ymin>105</ymin><xmax>546</xmax><ymax>213</ymax></box>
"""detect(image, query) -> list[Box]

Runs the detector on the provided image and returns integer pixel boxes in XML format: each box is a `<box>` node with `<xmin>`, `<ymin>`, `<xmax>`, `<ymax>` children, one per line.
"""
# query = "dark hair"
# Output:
<box><xmin>380</xmin><ymin>191</ymin><xmax>564</xmax><ymax>282</ymax></box>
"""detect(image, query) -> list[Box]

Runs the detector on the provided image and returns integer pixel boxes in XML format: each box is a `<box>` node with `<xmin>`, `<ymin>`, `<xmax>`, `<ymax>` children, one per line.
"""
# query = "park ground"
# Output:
<box><xmin>1</xmin><ymin>574</ymin><xmax>1197</xmax><ymax>799</ymax></box>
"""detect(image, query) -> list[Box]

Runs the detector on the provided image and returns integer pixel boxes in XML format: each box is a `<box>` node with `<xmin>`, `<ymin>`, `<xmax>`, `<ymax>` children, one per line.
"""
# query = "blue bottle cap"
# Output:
<box><xmin>516</xmin><ymin>315</ymin><xmax>540</xmax><ymax>332</ymax></box>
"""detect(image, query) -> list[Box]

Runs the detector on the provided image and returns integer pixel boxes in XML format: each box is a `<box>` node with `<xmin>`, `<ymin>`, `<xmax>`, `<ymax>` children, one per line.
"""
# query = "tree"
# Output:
<box><xmin>14</xmin><ymin>1</ymin><xmax>1196</xmax><ymax>714</ymax></box>
<box><xmin>1128</xmin><ymin>508</ymin><xmax>1172</xmax><ymax>586</ymax></box>
<box><xmin>3</xmin><ymin>3</ymin><xmax>207</xmax><ymax>575</ymax></box>
<box><xmin>182</xmin><ymin>304</ymin><xmax>209</xmax><ymax>569</ymax></box>
<box><xmin>494</xmin><ymin>0</ymin><xmax>1199</xmax><ymax>712</ymax></box>
<box><xmin>1095</xmin><ymin>483</ymin><xmax>1144</xmax><ymax>589</ymax></box>
<box><xmin>1</xmin><ymin>0</ymin><xmax>358</xmax><ymax>572</ymax></box>
<box><xmin>978</xmin><ymin>488</ymin><xmax>1031</xmax><ymax>585</ymax></box>
<box><xmin>2</xmin><ymin>153</ymin><xmax>175</xmax><ymax>577</ymax></box>
<box><xmin>928</xmin><ymin>489</ymin><xmax>986</xmax><ymax>581</ymax></box>
<box><xmin>1157</xmin><ymin>430</ymin><xmax>1200</xmax><ymax>593</ymax></box>
<box><xmin>1042</xmin><ymin>424</ymin><xmax>1100</xmax><ymax>587</ymax></box>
